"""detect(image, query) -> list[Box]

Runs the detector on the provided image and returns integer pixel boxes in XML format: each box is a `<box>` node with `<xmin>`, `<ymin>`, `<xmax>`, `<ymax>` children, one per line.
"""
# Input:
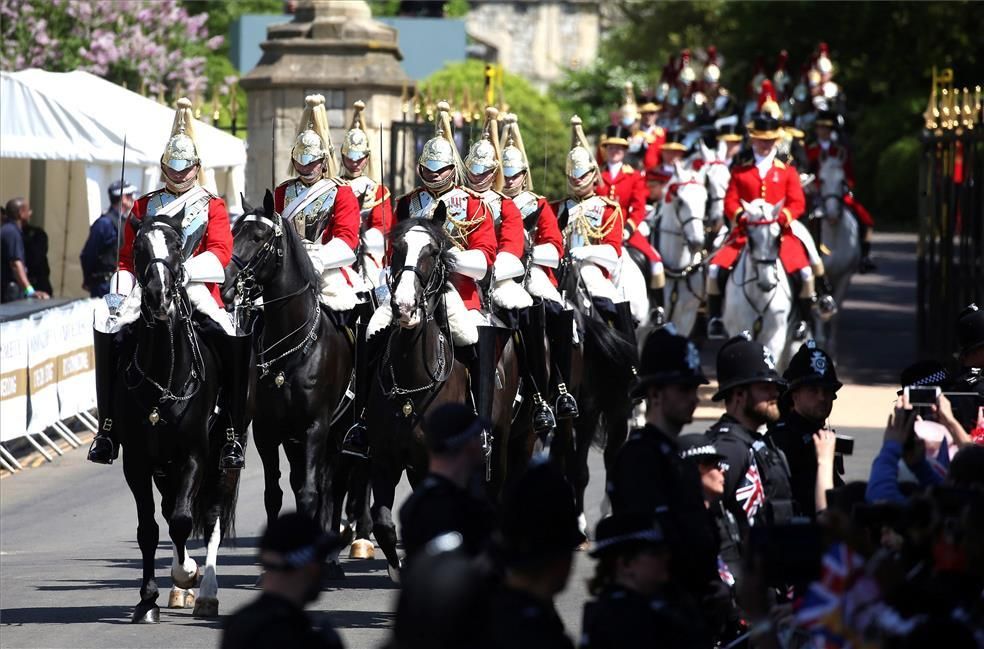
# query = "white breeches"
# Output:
<box><xmin>788</xmin><ymin>220</ymin><xmax>824</xmax><ymax>271</ymax></box>
<box><xmin>613</xmin><ymin>252</ymin><xmax>649</xmax><ymax>323</ymax></box>
<box><xmin>526</xmin><ymin>265</ymin><xmax>564</xmax><ymax>306</ymax></box>
<box><xmin>318</xmin><ymin>267</ymin><xmax>359</xmax><ymax>312</ymax></box>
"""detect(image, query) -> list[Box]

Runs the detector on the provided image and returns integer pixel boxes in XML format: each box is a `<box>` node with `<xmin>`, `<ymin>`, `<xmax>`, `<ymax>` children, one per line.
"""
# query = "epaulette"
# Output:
<box><xmin>621</xmin><ymin>163</ymin><xmax>636</xmax><ymax>175</ymax></box>
<box><xmin>773</xmin><ymin>159</ymin><xmax>786</xmax><ymax>169</ymax></box>
<box><xmin>460</xmin><ymin>186</ymin><xmax>483</xmax><ymax>199</ymax></box>
<box><xmin>598</xmin><ymin>195</ymin><xmax>621</xmax><ymax>209</ymax></box>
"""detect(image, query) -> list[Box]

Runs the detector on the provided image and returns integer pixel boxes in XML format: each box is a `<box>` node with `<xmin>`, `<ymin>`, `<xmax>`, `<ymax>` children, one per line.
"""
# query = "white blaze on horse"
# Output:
<box><xmin>657</xmin><ymin>160</ymin><xmax>709</xmax><ymax>337</ymax></box>
<box><xmin>813</xmin><ymin>154</ymin><xmax>860</xmax><ymax>356</ymax></box>
<box><xmin>722</xmin><ymin>199</ymin><xmax>797</xmax><ymax>368</ymax></box>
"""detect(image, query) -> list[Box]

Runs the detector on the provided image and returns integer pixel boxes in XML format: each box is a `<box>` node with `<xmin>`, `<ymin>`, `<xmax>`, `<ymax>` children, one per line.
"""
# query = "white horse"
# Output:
<box><xmin>814</xmin><ymin>154</ymin><xmax>860</xmax><ymax>356</ymax></box>
<box><xmin>656</xmin><ymin>160</ymin><xmax>708</xmax><ymax>337</ymax></box>
<box><xmin>700</xmin><ymin>140</ymin><xmax>732</xmax><ymax>244</ymax></box>
<box><xmin>723</xmin><ymin>199</ymin><xmax>797</xmax><ymax>368</ymax></box>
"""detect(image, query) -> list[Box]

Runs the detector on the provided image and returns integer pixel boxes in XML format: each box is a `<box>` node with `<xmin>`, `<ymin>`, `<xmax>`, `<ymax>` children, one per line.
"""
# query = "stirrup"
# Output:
<box><xmin>532</xmin><ymin>394</ymin><xmax>556</xmax><ymax>435</ymax></box>
<box><xmin>707</xmin><ymin>317</ymin><xmax>727</xmax><ymax>340</ymax></box>
<box><xmin>793</xmin><ymin>320</ymin><xmax>810</xmax><ymax>342</ymax></box>
<box><xmin>218</xmin><ymin>429</ymin><xmax>246</xmax><ymax>471</ymax></box>
<box><xmin>816</xmin><ymin>294</ymin><xmax>838</xmax><ymax>321</ymax></box>
<box><xmin>341</xmin><ymin>421</ymin><xmax>370</xmax><ymax>459</ymax></box>
<box><xmin>650</xmin><ymin>306</ymin><xmax>666</xmax><ymax>327</ymax></box>
<box><xmin>555</xmin><ymin>384</ymin><xmax>579</xmax><ymax>419</ymax></box>
<box><xmin>87</xmin><ymin>433</ymin><xmax>118</xmax><ymax>465</ymax></box>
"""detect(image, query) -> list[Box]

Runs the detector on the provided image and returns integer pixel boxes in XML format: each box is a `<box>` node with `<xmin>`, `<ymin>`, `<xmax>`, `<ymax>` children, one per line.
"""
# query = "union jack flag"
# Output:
<box><xmin>735</xmin><ymin>453</ymin><xmax>765</xmax><ymax>521</ymax></box>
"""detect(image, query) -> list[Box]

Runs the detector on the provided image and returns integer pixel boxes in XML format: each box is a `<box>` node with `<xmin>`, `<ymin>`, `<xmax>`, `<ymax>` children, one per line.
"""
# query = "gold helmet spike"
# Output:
<box><xmin>289</xmin><ymin>94</ymin><xmax>337</xmax><ymax>178</ymax></box>
<box><xmin>500</xmin><ymin>113</ymin><xmax>532</xmax><ymax>192</ymax></box>
<box><xmin>464</xmin><ymin>106</ymin><xmax>503</xmax><ymax>190</ymax></box>
<box><xmin>341</xmin><ymin>99</ymin><xmax>378</xmax><ymax>181</ymax></box>
<box><xmin>162</xmin><ymin>97</ymin><xmax>205</xmax><ymax>184</ymax></box>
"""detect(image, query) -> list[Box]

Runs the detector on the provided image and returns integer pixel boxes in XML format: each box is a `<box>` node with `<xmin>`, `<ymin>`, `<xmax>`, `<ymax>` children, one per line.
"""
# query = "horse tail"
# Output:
<box><xmin>580</xmin><ymin>309</ymin><xmax>636</xmax><ymax>452</ymax></box>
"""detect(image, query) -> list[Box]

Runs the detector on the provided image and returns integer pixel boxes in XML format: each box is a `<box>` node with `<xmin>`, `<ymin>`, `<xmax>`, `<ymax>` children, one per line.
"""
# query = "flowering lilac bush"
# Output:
<box><xmin>0</xmin><ymin>0</ymin><xmax>220</xmax><ymax>99</ymax></box>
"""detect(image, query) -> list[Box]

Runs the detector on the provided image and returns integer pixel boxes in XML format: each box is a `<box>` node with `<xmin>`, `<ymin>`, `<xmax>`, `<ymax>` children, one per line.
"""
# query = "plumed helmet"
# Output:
<box><xmin>162</xmin><ymin>97</ymin><xmax>200</xmax><ymax>172</ymax></box>
<box><xmin>816</xmin><ymin>42</ymin><xmax>834</xmax><ymax>76</ymax></box>
<box><xmin>712</xmin><ymin>332</ymin><xmax>786</xmax><ymax>401</ymax></box>
<box><xmin>341</xmin><ymin>100</ymin><xmax>371</xmax><ymax>162</ymax></box>
<box><xmin>465</xmin><ymin>139</ymin><xmax>498</xmax><ymax>174</ymax></box>
<box><xmin>500</xmin><ymin>112</ymin><xmax>533</xmax><ymax>191</ymax></box>
<box><xmin>289</xmin><ymin>94</ymin><xmax>337</xmax><ymax>177</ymax></box>
<box><xmin>566</xmin><ymin>116</ymin><xmax>596</xmax><ymax>179</ymax></box>
<box><xmin>419</xmin><ymin>101</ymin><xmax>460</xmax><ymax>172</ymax></box>
<box><xmin>704</xmin><ymin>45</ymin><xmax>721</xmax><ymax>84</ymax></box>
<box><xmin>501</xmin><ymin>144</ymin><xmax>527</xmax><ymax>178</ymax></box>
<box><xmin>678</xmin><ymin>49</ymin><xmax>696</xmax><ymax>86</ymax></box>
<box><xmin>783</xmin><ymin>339</ymin><xmax>843</xmax><ymax>393</ymax></box>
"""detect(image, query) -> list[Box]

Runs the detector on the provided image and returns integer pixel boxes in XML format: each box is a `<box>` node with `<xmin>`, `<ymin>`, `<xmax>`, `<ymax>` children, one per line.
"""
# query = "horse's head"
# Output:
<box><xmin>665</xmin><ymin>161</ymin><xmax>708</xmax><ymax>254</ymax></box>
<box><xmin>741</xmin><ymin>198</ymin><xmax>784</xmax><ymax>291</ymax></box>
<box><xmin>701</xmin><ymin>140</ymin><xmax>731</xmax><ymax>224</ymax></box>
<box><xmin>818</xmin><ymin>154</ymin><xmax>846</xmax><ymax>222</ymax></box>
<box><xmin>133</xmin><ymin>211</ymin><xmax>184</xmax><ymax>321</ymax></box>
<box><xmin>222</xmin><ymin>190</ymin><xmax>285</xmax><ymax>304</ymax></box>
<box><xmin>388</xmin><ymin>218</ymin><xmax>450</xmax><ymax>329</ymax></box>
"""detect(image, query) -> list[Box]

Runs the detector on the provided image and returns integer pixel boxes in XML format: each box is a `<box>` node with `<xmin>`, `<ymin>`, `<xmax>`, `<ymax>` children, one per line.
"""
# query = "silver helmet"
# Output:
<box><xmin>341</xmin><ymin>100</ymin><xmax>371</xmax><ymax>162</ymax></box>
<box><xmin>162</xmin><ymin>97</ymin><xmax>200</xmax><ymax>172</ymax></box>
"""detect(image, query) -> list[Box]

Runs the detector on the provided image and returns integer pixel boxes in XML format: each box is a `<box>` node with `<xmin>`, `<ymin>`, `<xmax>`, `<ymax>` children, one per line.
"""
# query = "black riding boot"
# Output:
<box><xmin>612</xmin><ymin>302</ymin><xmax>640</xmax><ymax>387</ymax></box>
<box><xmin>217</xmin><ymin>332</ymin><xmax>253</xmax><ymax>471</ymax></box>
<box><xmin>342</xmin><ymin>321</ymin><xmax>372</xmax><ymax>459</ymax></box>
<box><xmin>87</xmin><ymin>329</ymin><xmax>120</xmax><ymax>465</ymax></box>
<box><xmin>650</xmin><ymin>286</ymin><xmax>666</xmax><ymax>326</ymax></box>
<box><xmin>794</xmin><ymin>297</ymin><xmax>815</xmax><ymax>341</ymax></box>
<box><xmin>519</xmin><ymin>302</ymin><xmax>556</xmax><ymax>435</ymax></box>
<box><xmin>814</xmin><ymin>274</ymin><xmax>838</xmax><ymax>320</ymax></box>
<box><xmin>547</xmin><ymin>308</ymin><xmax>578</xmax><ymax>419</ymax></box>
<box><xmin>706</xmin><ymin>294</ymin><xmax>726</xmax><ymax>339</ymax></box>
<box><xmin>469</xmin><ymin>326</ymin><xmax>497</xmax><ymax>424</ymax></box>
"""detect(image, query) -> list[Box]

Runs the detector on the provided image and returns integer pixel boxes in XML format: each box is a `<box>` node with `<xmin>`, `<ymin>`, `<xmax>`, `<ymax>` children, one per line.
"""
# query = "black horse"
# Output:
<box><xmin>366</xmin><ymin>217</ymin><xmax>523</xmax><ymax>580</ymax></box>
<box><xmin>551</xmin><ymin>254</ymin><xmax>637</xmax><ymax>537</ymax></box>
<box><xmin>117</xmin><ymin>213</ymin><xmax>240</xmax><ymax>622</ymax></box>
<box><xmin>221</xmin><ymin>191</ymin><xmax>369</xmax><ymax>576</ymax></box>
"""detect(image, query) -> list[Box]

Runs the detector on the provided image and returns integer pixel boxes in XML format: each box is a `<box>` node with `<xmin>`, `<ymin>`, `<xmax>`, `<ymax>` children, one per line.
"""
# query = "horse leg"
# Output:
<box><xmin>342</xmin><ymin>457</ymin><xmax>375</xmax><ymax>559</ymax></box>
<box><xmin>284</xmin><ymin>436</ymin><xmax>315</xmax><ymax>519</ymax></box>
<box><xmin>573</xmin><ymin>412</ymin><xmax>599</xmax><ymax>541</ymax></box>
<box><xmin>168</xmin><ymin>458</ymin><xmax>200</xmax><ymax>602</ymax></box>
<box><xmin>255</xmin><ymin>428</ymin><xmax>284</xmax><ymax>526</ymax></box>
<box><xmin>370</xmin><ymin>458</ymin><xmax>403</xmax><ymax>583</ymax></box>
<box><xmin>188</xmin><ymin>515</ymin><xmax>221</xmax><ymax>618</ymax></box>
<box><xmin>123</xmin><ymin>454</ymin><xmax>161</xmax><ymax>624</ymax></box>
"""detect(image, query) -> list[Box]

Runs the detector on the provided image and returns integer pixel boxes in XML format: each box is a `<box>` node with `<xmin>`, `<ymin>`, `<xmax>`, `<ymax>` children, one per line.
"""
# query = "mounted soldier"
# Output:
<box><xmin>705</xmin><ymin>112</ymin><xmax>836</xmax><ymax>341</ymax></box>
<box><xmin>339</xmin><ymin>100</ymin><xmax>393</xmax><ymax>289</ymax></box>
<box><xmin>553</xmin><ymin>116</ymin><xmax>636</xmax><ymax>358</ymax></box>
<box><xmin>274</xmin><ymin>94</ymin><xmax>362</xmax><ymax>312</ymax></box>
<box><xmin>499</xmin><ymin>113</ymin><xmax>578</xmax><ymax>422</ymax></box>
<box><xmin>87</xmin><ymin>97</ymin><xmax>250</xmax><ymax>471</ymax></box>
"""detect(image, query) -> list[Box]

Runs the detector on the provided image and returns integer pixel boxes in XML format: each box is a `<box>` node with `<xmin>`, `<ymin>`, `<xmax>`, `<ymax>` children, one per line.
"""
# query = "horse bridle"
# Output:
<box><xmin>230</xmin><ymin>213</ymin><xmax>285</xmax><ymax>301</ymax></box>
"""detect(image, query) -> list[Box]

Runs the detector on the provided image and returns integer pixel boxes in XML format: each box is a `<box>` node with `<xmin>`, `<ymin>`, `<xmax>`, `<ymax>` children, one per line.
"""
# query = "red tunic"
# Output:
<box><xmin>599</xmin><ymin>164</ymin><xmax>661</xmax><ymax>264</ymax></box>
<box><xmin>491</xmin><ymin>193</ymin><xmax>526</xmax><ymax>259</ymax></box>
<box><xmin>641</xmin><ymin>126</ymin><xmax>667</xmax><ymax>172</ymax></box>
<box><xmin>712</xmin><ymin>159</ymin><xmax>809</xmax><ymax>273</ymax></box>
<box><xmin>273</xmin><ymin>179</ymin><xmax>361</xmax><ymax>251</ymax></box>
<box><xmin>366</xmin><ymin>184</ymin><xmax>393</xmax><ymax>235</ymax></box>
<box><xmin>527</xmin><ymin>196</ymin><xmax>565</xmax><ymax>287</ymax></box>
<box><xmin>121</xmin><ymin>189</ymin><xmax>231</xmax><ymax>307</ymax></box>
<box><xmin>395</xmin><ymin>187</ymin><xmax>497</xmax><ymax>311</ymax></box>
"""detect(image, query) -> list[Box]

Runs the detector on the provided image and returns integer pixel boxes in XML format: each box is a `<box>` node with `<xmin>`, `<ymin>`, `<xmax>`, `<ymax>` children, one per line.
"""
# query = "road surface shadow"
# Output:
<box><xmin>0</xmin><ymin>605</ymin><xmax>133</xmax><ymax>625</ymax></box>
<box><xmin>317</xmin><ymin>609</ymin><xmax>394</xmax><ymax>630</ymax></box>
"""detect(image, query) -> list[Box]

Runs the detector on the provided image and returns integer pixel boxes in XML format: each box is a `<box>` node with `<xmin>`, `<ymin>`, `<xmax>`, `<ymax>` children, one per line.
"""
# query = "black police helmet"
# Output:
<box><xmin>677</xmin><ymin>433</ymin><xmax>726</xmax><ymax>464</ymax></box>
<box><xmin>422</xmin><ymin>402</ymin><xmax>489</xmax><ymax>454</ymax></box>
<box><xmin>589</xmin><ymin>513</ymin><xmax>665</xmax><ymax>559</ymax></box>
<box><xmin>632</xmin><ymin>324</ymin><xmax>708</xmax><ymax>399</ymax></box>
<box><xmin>497</xmin><ymin>459</ymin><xmax>585</xmax><ymax>566</ymax></box>
<box><xmin>258</xmin><ymin>512</ymin><xmax>346</xmax><ymax>571</ymax></box>
<box><xmin>957</xmin><ymin>304</ymin><xmax>984</xmax><ymax>356</ymax></box>
<box><xmin>783</xmin><ymin>340</ymin><xmax>843</xmax><ymax>393</ymax></box>
<box><xmin>713</xmin><ymin>332</ymin><xmax>786</xmax><ymax>401</ymax></box>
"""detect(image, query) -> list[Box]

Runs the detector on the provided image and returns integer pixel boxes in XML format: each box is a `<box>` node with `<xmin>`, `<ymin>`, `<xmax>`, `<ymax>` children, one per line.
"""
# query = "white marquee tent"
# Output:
<box><xmin>0</xmin><ymin>68</ymin><xmax>246</xmax><ymax>298</ymax></box>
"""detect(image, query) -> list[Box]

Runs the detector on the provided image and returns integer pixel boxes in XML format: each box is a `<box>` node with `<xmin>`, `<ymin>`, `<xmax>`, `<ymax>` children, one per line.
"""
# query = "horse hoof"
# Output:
<box><xmin>324</xmin><ymin>561</ymin><xmax>346</xmax><ymax>581</ymax></box>
<box><xmin>577</xmin><ymin>540</ymin><xmax>591</xmax><ymax>552</ymax></box>
<box><xmin>193</xmin><ymin>597</ymin><xmax>219</xmax><ymax>618</ymax></box>
<box><xmin>349</xmin><ymin>539</ymin><xmax>375</xmax><ymax>560</ymax></box>
<box><xmin>132</xmin><ymin>601</ymin><xmax>160</xmax><ymax>624</ymax></box>
<box><xmin>184</xmin><ymin>589</ymin><xmax>196</xmax><ymax>609</ymax></box>
<box><xmin>387</xmin><ymin>563</ymin><xmax>401</xmax><ymax>585</ymax></box>
<box><xmin>168</xmin><ymin>586</ymin><xmax>187</xmax><ymax>609</ymax></box>
<box><xmin>172</xmin><ymin>565</ymin><xmax>200</xmax><ymax>590</ymax></box>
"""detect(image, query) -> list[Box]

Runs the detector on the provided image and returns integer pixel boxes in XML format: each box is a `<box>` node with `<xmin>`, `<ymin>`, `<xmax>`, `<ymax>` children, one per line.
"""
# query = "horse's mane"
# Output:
<box><xmin>280</xmin><ymin>218</ymin><xmax>323</xmax><ymax>290</ymax></box>
<box><xmin>389</xmin><ymin>218</ymin><xmax>455</xmax><ymax>272</ymax></box>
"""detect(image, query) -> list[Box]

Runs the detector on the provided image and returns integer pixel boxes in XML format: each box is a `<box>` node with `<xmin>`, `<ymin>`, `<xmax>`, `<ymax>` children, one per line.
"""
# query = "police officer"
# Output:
<box><xmin>222</xmin><ymin>512</ymin><xmax>346</xmax><ymax>649</ymax></box>
<box><xmin>490</xmin><ymin>460</ymin><xmax>584</xmax><ymax>649</ymax></box>
<box><xmin>949</xmin><ymin>304</ymin><xmax>984</xmax><ymax>438</ymax></box>
<box><xmin>580</xmin><ymin>514</ymin><xmax>708</xmax><ymax>649</ymax></box>
<box><xmin>770</xmin><ymin>340</ymin><xmax>844</xmax><ymax>519</ymax></box>
<box><xmin>398</xmin><ymin>403</ymin><xmax>495</xmax><ymax>567</ymax></box>
<box><xmin>705</xmin><ymin>334</ymin><xmax>794</xmax><ymax>578</ymax></box>
<box><xmin>607</xmin><ymin>326</ymin><xmax>719</xmax><ymax>602</ymax></box>
<box><xmin>80</xmin><ymin>180</ymin><xmax>135</xmax><ymax>298</ymax></box>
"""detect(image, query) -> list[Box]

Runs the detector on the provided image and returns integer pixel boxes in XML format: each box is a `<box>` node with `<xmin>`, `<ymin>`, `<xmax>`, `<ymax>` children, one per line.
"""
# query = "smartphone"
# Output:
<box><xmin>904</xmin><ymin>385</ymin><xmax>940</xmax><ymax>407</ymax></box>
<box><xmin>834</xmin><ymin>434</ymin><xmax>854</xmax><ymax>455</ymax></box>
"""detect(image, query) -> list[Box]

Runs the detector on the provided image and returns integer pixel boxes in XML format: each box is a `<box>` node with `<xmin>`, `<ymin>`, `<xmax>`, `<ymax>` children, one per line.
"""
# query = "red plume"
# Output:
<box><xmin>706</xmin><ymin>45</ymin><xmax>718</xmax><ymax>64</ymax></box>
<box><xmin>757</xmin><ymin>79</ymin><xmax>777</xmax><ymax>110</ymax></box>
<box><xmin>818</xmin><ymin>42</ymin><xmax>829</xmax><ymax>56</ymax></box>
<box><xmin>775</xmin><ymin>50</ymin><xmax>788</xmax><ymax>71</ymax></box>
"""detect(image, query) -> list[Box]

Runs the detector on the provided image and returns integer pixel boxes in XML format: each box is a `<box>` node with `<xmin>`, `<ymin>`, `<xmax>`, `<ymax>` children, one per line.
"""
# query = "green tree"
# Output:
<box><xmin>422</xmin><ymin>60</ymin><xmax>571</xmax><ymax>200</ymax></box>
<box><xmin>551</xmin><ymin>0</ymin><xmax>984</xmax><ymax>226</ymax></box>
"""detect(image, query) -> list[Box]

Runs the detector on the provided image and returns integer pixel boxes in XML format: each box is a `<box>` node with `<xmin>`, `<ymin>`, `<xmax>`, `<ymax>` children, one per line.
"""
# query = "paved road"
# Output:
<box><xmin>0</xmin><ymin>233</ymin><xmax>912</xmax><ymax>649</ymax></box>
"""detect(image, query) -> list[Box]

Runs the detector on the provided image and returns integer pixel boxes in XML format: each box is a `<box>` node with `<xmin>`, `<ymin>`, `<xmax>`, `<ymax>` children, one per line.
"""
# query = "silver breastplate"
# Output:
<box><xmin>284</xmin><ymin>179</ymin><xmax>338</xmax><ymax>241</ymax></box>
<box><xmin>409</xmin><ymin>187</ymin><xmax>471</xmax><ymax>243</ymax></box>
<box><xmin>564</xmin><ymin>196</ymin><xmax>606</xmax><ymax>249</ymax></box>
<box><xmin>145</xmin><ymin>190</ymin><xmax>210</xmax><ymax>258</ymax></box>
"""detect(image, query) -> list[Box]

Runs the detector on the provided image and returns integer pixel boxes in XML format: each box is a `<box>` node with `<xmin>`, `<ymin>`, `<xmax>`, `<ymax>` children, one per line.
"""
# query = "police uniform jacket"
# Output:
<box><xmin>607</xmin><ymin>424</ymin><xmax>719</xmax><ymax>597</ymax></box>
<box><xmin>221</xmin><ymin>592</ymin><xmax>343</xmax><ymax>649</ymax></box>
<box><xmin>489</xmin><ymin>586</ymin><xmax>574</xmax><ymax>649</ymax></box>
<box><xmin>579</xmin><ymin>586</ymin><xmax>709</xmax><ymax>649</ymax></box>
<box><xmin>947</xmin><ymin>367</ymin><xmax>984</xmax><ymax>437</ymax></box>
<box><xmin>770</xmin><ymin>410</ymin><xmax>844</xmax><ymax>519</ymax></box>
<box><xmin>398</xmin><ymin>472</ymin><xmax>495</xmax><ymax>565</ymax></box>
<box><xmin>80</xmin><ymin>206</ymin><xmax>123</xmax><ymax>295</ymax></box>
<box><xmin>706</xmin><ymin>414</ymin><xmax>795</xmax><ymax>536</ymax></box>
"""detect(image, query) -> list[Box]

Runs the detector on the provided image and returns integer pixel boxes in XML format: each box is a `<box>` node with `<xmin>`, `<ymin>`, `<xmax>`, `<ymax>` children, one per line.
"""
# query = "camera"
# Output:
<box><xmin>904</xmin><ymin>385</ymin><xmax>940</xmax><ymax>407</ymax></box>
<box><xmin>834</xmin><ymin>434</ymin><xmax>854</xmax><ymax>455</ymax></box>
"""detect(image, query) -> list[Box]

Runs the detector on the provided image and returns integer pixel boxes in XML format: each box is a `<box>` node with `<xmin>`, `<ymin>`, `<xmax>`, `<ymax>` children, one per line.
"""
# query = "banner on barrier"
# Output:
<box><xmin>1</xmin><ymin>319</ymin><xmax>30</xmax><ymax>442</ymax></box>
<box><xmin>56</xmin><ymin>300</ymin><xmax>97</xmax><ymax>420</ymax></box>
<box><xmin>27</xmin><ymin>309</ymin><xmax>60</xmax><ymax>435</ymax></box>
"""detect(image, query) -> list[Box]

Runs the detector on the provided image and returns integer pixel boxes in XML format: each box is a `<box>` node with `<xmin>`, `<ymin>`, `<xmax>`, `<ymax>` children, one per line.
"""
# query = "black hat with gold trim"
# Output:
<box><xmin>604</xmin><ymin>124</ymin><xmax>631</xmax><ymax>148</ymax></box>
<box><xmin>717</xmin><ymin>122</ymin><xmax>745</xmax><ymax>143</ymax></box>
<box><xmin>661</xmin><ymin>129</ymin><xmax>688</xmax><ymax>151</ymax></box>
<box><xmin>747</xmin><ymin>114</ymin><xmax>783</xmax><ymax>140</ymax></box>
<box><xmin>639</xmin><ymin>99</ymin><xmax>661</xmax><ymax>113</ymax></box>
<box><xmin>814</xmin><ymin>109</ymin><xmax>839</xmax><ymax>128</ymax></box>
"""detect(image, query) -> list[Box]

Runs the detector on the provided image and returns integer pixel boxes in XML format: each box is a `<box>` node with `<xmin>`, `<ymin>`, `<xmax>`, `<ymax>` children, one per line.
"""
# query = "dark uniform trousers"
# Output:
<box><xmin>770</xmin><ymin>410</ymin><xmax>845</xmax><ymax>520</ymax></box>
<box><xmin>489</xmin><ymin>587</ymin><xmax>574</xmax><ymax>649</ymax></box>
<box><xmin>221</xmin><ymin>593</ymin><xmax>344</xmax><ymax>649</ymax></box>
<box><xmin>706</xmin><ymin>415</ymin><xmax>796</xmax><ymax>580</ymax></box>
<box><xmin>398</xmin><ymin>472</ymin><xmax>495</xmax><ymax>565</ymax></box>
<box><xmin>607</xmin><ymin>425</ymin><xmax>720</xmax><ymax>599</ymax></box>
<box><xmin>580</xmin><ymin>586</ymin><xmax>710</xmax><ymax>649</ymax></box>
